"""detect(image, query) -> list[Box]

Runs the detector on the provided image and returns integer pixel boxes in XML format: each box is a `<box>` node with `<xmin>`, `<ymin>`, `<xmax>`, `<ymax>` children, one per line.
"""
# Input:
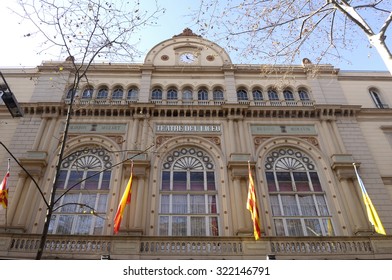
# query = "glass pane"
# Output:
<box><xmin>281</xmin><ymin>195</ymin><xmax>300</xmax><ymax>216</ymax></box>
<box><xmin>57</xmin><ymin>215</ymin><xmax>74</xmax><ymax>234</ymax></box>
<box><xmin>190</xmin><ymin>172</ymin><xmax>204</xmax><ymax>191</ymax></box>
<box><xmin>61</xmin><ymin>194</ymin><xmax>79</xmax><ymax>212</ymax></box>
<box><xmin>315</xmin><ymin>195</ymin><xmax>329</xmax><ymax>216</ymax></box>
<box><xmin>191</xmin><ymin>217</ymin><xmax>206</xmax><ymax>236</ymax></box>
<box><xmin>276</xmin><ymin>172</ymin><xmax>293</xmax><ymax>191</ymax></box>
<box><xmin>209</xmin><ymin>217</ymin><xmax>219</xmax><ymax>236</ymax></box>
<box><xmin>85</xmin><ymin>171</ymin><xmax>99</xmax><ymax>190</ymax></box>
<box><xmin>274</xmin><ymin>219</ymin><xmax>285</xmax><ymax>236</ymax></box>
<box><xmin>172</xmin><ymin>216</ymin><xmax>187</xmax><ymax>236</ymax></box>
<box><xmin>206</xmin><ymin>172</ymin><xmax>216</xmax><ymax>190</ymax></box>
<box><xmin>266</xmin><ymin>172</ymin><xmax>276</xmax><ymax>191</ymax></box>
<box><xmin>93</xmin><ymin>217</ymin><xmax>104</xmax><ymax>235</ymax></box>
<box><xmin>172</xmin><ymin>195</ymin><xmax>187</xmax><ymax>214</ymax></box>
<box><xmin>304</xmin><ymin>219</ymin><xmax>322</xmax><ymax>236</ymax></box>
<box><xmin>160</xmin><ymin>195</ymin><xmax>170</xmax><ymax>213</ymax></box>
<box><xmin>159</xmin><ymin>216</ymin><xmax>169</xmax><ymax>235</ymax></box>
<box><xmin>161</xmin><ymin>171</ymin><xmax>170</xmax><ymax>190</ymax></box>
<box><xmin>293</xmin><ymin>172</ymin><xmax>310</xmax><ymax>191</ymax></box>
<box><xmin>74</xmin><ymin>215</ymin><xmax>92</xmax><ymax>235</ymax></box>
<box><xmin>310</xmin><ymin>172</ymin><xmax>322</xmax><ymax>191</ymax></box>
<box><xmin>322</xmin><ymin>218</ymin><xmax>334</xmax><ymax>236</ymax></box>
<box><xmin>190</xmin><ymin>195</ymin><xmax>205</xmax><ymax>214</ymax></box>
<box><xmin>298</xmin><ymin>195</ymin><xmax>317</xmax><ymax>216</ymax></box>
<box><xmin>100</xmin><ymin>171</ymin><xmax>111</xmax><ymax>190</ymax></box>
<box><xmin>286</xmin><ymin>219</ymin><xmax>304</xmax><ymax>236</ymax></box>
<box><xmin>208</xmin><ymin>195</ymin><xmax>217</xmax><ymax>214</ymax></box>
<box><xmin>48</xmin><ymin>214</ymin><xmax>57</xmax><ymax>234</ymax></box>
<box><xmin>80</xmin><ymin>194</ymin><xmax>96</xmax><ymax>213</ymax></box>
<box><xmin>270</xmin><ymin>195</ymin><xmax>282</xmax><ymax>216</ymax></box>
<box><xmin>55</xmin><ymin>170</ymin><xmax>67</xmax><ymax>189</ymax></box>
<box><xmin>173</xmin><ymin>171</ymin><xmax>187</xmax><ymax>191</ymax></box>
<box><xmin>68</xmin><ymin>170</ymin><xmax>83</xmax><ymax>190</ymax></box>
<box><xmin>97</xmin><ymin>194</ymin><xmax>108</xmax><ymax>212</ymax></box>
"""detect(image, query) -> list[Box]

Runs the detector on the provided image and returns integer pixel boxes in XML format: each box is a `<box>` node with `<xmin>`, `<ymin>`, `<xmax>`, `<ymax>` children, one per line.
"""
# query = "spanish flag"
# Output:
<box><xmin>0</xmin><ymin>161</ymin><xmax>10</xmax><ymax>209</ymax></box>
<box><xmin>247</xmin><ymin>161</ymin><xmax>261</xmax><ymax>240</ymax></box>
<box><xmin>113</xmin><ymin>162</ymin><xmax>134</xmax><ymax>234</ymax></box>
<box><xmin>353</xmin><ymin>163</ymin><xmax>386</xmax><ymax>235</ymax></box>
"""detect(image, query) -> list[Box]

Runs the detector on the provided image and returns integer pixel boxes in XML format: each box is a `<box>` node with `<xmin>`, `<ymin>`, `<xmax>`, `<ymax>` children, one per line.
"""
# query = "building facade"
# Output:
<box><xmin>1</xmin><ymin>29</ymin><xmax>392</xmax><ymax>259</ymax></box>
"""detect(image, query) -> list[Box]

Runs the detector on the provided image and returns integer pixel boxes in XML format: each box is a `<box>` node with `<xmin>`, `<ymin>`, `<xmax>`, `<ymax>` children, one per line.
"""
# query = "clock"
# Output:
<box><xmin>180</xmin><ymin>53</ymin><xmax>196</xmax><ymax>64</ymax></box>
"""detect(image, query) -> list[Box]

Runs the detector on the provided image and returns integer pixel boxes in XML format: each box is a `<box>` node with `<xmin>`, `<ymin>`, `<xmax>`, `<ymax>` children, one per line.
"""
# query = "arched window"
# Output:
<box><xmin>97</xmin><ymin>87</ymin><xmax>108</xmax><ymax>99</ymax></box>
<box><xmin>370</xmin><ymin>88</ymin><xmax>388</xmax><ymax>108</ymax></box>
<box><xmin>283</xmin><ymin>89</ymin><xmax>294</xmax><ymax>101</ymax></box>
<box><xmin>252</xmin><ymin>89</ymin><xmax>263</xmax><ymax>100</ymax></box>
<box><xmin>183</xmin><ymin>88</ymin><xmax>193</xmax><ymax>99</ymax></box>
<box><xmin>298</xmin><ymin>89</ymin><xmax>310</xmax><ymax>101</ymax></box>
<box><xmin>167</xmin><ymin>88</ymin><xmax>178</xmax><ymax>100</ymax></box>
<box><xmin>65</xmin><ymin>88</ymin><xmax>77</xmax><ymax>99</ymax></box>
<box><xmin>151</xmin><ymin>88</ymin><xmax>162</xmax><ymax>100</ymax></box>
<box><xmin>127</xmin><ymin>87</ymin><xmax>139</xmax><ymax>101</ymax></box>
<box><xmin>48</xmin><ymin>147</ymin><xmax>112</xmax><ymax>235</ymax></box>
<box><xmin>159</xmin><ymin>147</ymin><xmax>219</xmax><ymax>236</ymax></box>
<box><xmin>267</xmin><ymin>89</ymin><xmax>279</xmax><ymax>100</ymax></box>
<box><xmin>213</xmin><ymin>89</ymin><xmax>224</xmax><ymax>101</ymax></box>
<box><xmin>237</xmin><ymin>89</ymin><xmax>248</xmax><ymax>101</ymax></box>
<box><xmin>264</xmin><ymin>147</ymin><xmax>334</xmax><ymax>237</ymax></box>
<box><xmin>198</xmin><ymin>88</ymin><xmax>208</xmax><ymax>100</ymax></box>
<box><xmin>82</xmin><ymin>87</ymin><xmax>93</xmax><ymax>99</ymax></box>
<box><xmin>112</xmin><ymin>88</ymin><xmax>123</xmax><ymax>100</ymax></box>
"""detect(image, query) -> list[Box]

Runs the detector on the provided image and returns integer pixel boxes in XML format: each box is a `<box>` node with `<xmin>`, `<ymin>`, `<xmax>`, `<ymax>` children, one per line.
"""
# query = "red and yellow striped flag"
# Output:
<box><xmin>247</xmin><ymin>161</ymin><xmax>261</xmax><ymax>240</ymax></box>
<box><xmin>113</xmin><ymin>162</ymin><xmax>134</xmax><ymax>234</ymax></box>
<box><xmin>0</xmin><ymin>161</ymin><xmax>10</xmax><ymax>209</ymax></box>
<box><xmin>353</xmin><ymin>163</ymin><xmax>386</xmax><ymax>235</ymax></box>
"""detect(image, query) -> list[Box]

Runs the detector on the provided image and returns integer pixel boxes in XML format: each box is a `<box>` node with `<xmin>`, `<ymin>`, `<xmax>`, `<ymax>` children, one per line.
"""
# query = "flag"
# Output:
<box><xmin>353</xmin><ymin>163</ymin><xmax>386</xmax><ymax>235</ymax></box>
<box><xmin>247</xmin><ymin>161</ymin><xmax>261</xmax><ymax>240</ymax></box>
<box><xmin>0</xmin><ymin>161</ymin><xmax>10</xmax><ymax>209</ymax></box>
<box><xmin>113</xmin><ymin>162</ymin><xmax>134</xmax><ymax>234</ymax></box>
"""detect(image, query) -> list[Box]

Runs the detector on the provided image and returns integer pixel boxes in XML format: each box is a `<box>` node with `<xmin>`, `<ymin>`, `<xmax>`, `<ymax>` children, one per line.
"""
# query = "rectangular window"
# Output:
<box><xmin>57</xmin><ymin>215</ymin><xmax>74</xmax><ymax>234</ymax></box>
<box><xmin>172</xmin><ymin>195</ymin><xmax>187</xmax><ymax>214</ymax></box>
<box><xmin>55</xmin><ymin>170</ymin><xmax>67</xmax><ymax>189</ymax></box>
<box><xmin>68</xmin><ymin>170</ymin><xmax>83</xmax><ymax>190</ymax></box>
<box><xmin>61</xmin><ymin>194</ymin><xmax>79</xmax><ymax>212</ymax></box>
<box><xmin>274</xmin><ymin>219</ymin><xmax>285</xmax><ymax>236</ymax></box>
<box><xmin>286</xmin><ymin>219</ymin><xmax>304</xmax><ymax>236</ymax></box>
<box><xmin>97</xmin><ymin>194</ymin><xmax>108</xmax><ymax>212</ymax></box>
<box><xmin>84</xmin><ymin>171</ymin><xmax>99</xmax><ymax>190</ymax></box>
<box><xmin>298</xmin><ymin>195</ymin><xmax>317</xmax><ymax>216</ymax></box>
<box><xmin>276</xmin><ymin>172</ymin><xmax>293</xmax><ymax>191</ymax></box>
<box><xmin>315</xmin><ymin>195</ymin><xmax>329</xmax><ymax>216</ymax></box>
<box><xmin>172</xmin><ymin>216</ymin><xmax>187</xmax><ymax>236</ymax></box>
<box><xmin>160</xmin><ymin>195</ymin><xmax>170</xmax><ymax>213</ymax></box>
<box><xmin>173</xmin><ymin>171</ymin><xmax>187</xmax><ymax>191</ymax></box>
<box><xmin>266</xmin><ymin>172</ymin><xmax>277</xmax><ymax>192</ymax></box>
<box><xmin>191</xmin><ymin>217</ymin><xmax>206</xmax><ymax>236</ymax></box>
<box><xmin>190</xmin><ymin>172</ymin><xmax>204</xmax><ymax>191</ymax></box>
<box><xmin>190</xmin><ymin>195</ymin><xmax>205</xmax><ymax>214</ymax></box>
<box><xmin>159</xmin><ymin>216</ymin><xmax>169</xmax><ymax>235</ymax></box>
<box><xmin>93</xmin><ymin>217</ymin><xmax>104</xmax><ymax>235</ymax></box>
<box><xmin>281</xmin><ymin>195</ymin><xmax>300</xmax><ymax>216</ymax></box>
<box><xmin>310</xmin><ymin>172</ymin><xmax>322</xmax><ymax>191</ymax></box>
<box><xmin>161</xmin><ymin>171</ymin><xmax>170</xmax><ymax>190</ymax></box>
<box><xmin>304</xmin><ymin>219</ymin><xmax>322</xmax><ymax>236</ymax></box>
<box><xmin>74</xmin><ymin>215</ymin><xmax>92</xmax><ymax>235</ymax></box>
<box><xmin>206</xmin><ymin>172</ymin><xmax>216</xmax><ymax>190</ymax></box>
<box><xmin>208</xmin><ymin>195</ymin><xmax>217</xmax><ymax>214</ymax></box>
<box><xmin>293</xmin><ymin>172</ymin><xmax>310</xmax><ymax>191</ymax></box>
<box><xmin>209</xmin><ymin>217</ymin><xmax>219</xmax><ymax>236</ymax></box>
<box><xmin>100</xmin><ymin>171</ymin><xmax>111</xmax><ymax>190</ymax></box>
<box><xmin>322</xmin><ymin>218</ymin><xmax>334</xmax><ymax>236</ymax></box>
<box><xmin>270</xmin><ymin>195</ymin><xmax>282</xmax><ymax>216</ymax></box>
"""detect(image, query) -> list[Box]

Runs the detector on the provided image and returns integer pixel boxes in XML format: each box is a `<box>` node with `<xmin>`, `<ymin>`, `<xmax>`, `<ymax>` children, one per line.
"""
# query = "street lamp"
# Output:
<box><xmin>0</xmin><ymin>71</ymin><xmax>23</xmax><ymax>118</ymax></box>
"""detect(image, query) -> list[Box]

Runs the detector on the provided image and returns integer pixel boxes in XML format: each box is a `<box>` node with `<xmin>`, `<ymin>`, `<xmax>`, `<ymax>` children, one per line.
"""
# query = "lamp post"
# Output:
<box><xmin>0</xmin><ymin>71</ymin><xmax>23</xmax><ymax>118</ymax></box>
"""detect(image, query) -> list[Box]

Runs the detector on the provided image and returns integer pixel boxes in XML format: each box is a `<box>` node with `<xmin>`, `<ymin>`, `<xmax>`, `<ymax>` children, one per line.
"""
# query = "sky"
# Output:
<box><xmin>0</xmin><ymin>0</ymin><xmax>389</xmax><ymax>72</ymax></box>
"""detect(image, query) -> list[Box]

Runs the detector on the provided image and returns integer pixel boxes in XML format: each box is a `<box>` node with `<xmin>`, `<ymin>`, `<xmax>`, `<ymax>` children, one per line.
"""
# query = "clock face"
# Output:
<box><xmin>180</xmin><ymin>53</ymin><xmax>196</xmax><ymax>64</ymax></box>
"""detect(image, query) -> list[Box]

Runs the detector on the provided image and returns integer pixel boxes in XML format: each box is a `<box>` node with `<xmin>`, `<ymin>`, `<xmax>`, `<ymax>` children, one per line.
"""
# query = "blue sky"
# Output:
<box><xmin>0</xmin><ymin>0</ymin><xmax>389</xmax><ymax>72</ymax></box>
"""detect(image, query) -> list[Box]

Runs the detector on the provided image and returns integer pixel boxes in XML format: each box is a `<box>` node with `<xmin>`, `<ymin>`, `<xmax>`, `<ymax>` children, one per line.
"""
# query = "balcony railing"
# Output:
<box><xmin>0</xmin><ymin>233</ymin><xmax>391</xmax><ymax>260</ymax></box>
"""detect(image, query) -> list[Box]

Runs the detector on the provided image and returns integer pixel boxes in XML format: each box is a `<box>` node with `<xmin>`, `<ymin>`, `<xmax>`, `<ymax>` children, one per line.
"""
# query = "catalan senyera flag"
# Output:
<box><xmin>353</xmin><ymin>163</ymin><xmax>386</xmax><ymax>235</ymax></box>
<box><xmin>247</xmin><ymin>162</ymin><xmax>261</xmax><ymax>240</ymax></box>
<box><xmin>113</xmin><ymin>162</ymin><xmax>134</xmax><ymax>234</ymax></box>
<box><xmin>0</xmin><ymin>162</ymin><xmax>10</xmax><ymax>209</ymax></box>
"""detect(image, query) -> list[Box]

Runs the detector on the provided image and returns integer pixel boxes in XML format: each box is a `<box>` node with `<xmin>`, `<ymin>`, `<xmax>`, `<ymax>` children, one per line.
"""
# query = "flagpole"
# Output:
<box><xmin>5</xmin><ymin>159</ymin><xmax>9</xmax><ymax>228</ymax></box>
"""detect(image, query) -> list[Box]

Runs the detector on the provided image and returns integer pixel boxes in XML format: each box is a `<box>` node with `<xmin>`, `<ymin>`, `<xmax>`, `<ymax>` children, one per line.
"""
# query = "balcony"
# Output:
<box><xmin>0</xmin><ymin>233</ymin><xmax>391</xmax><ymax>260</ymax></box>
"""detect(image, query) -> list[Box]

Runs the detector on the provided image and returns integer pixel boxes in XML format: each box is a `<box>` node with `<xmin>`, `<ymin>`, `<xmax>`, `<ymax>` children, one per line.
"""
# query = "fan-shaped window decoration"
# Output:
<box><xmin>82</xmin><ymin>87</ymin><xmax>93</xmax><ymax>99</ymax></box>
<box><xmin>151</xmin><ymin>88</ymin><xmax>162</xmax><ymax>100</ymax></box>
<box><xmin>159</xmin><ymin>147</ymin><xmax>219</xmax><ymax>236</ymax></box>
<box><xmin>112</xmin><ymin>88</ymin><xmax>123</xmax><ymax>100</ymax></box>
<box><xmin>97</xmin><ymin>87</ymin><xmax>108</xmax><ymax>99</ymax></box>
<box><xmin>265</xmin><ymin>147</ymin><xmax>333</xmax><ymax>237</ymax></box>
<box><xmin>48</xmin><ymin>147</ymin><xmax>112</xmax><ymax>235</ymax></box>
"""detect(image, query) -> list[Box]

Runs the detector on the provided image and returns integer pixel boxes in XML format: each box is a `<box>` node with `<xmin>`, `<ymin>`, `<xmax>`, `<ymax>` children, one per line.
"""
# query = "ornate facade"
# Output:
<box><xmin>1</xmin><ymin>29</ymin><xmax>392</xmax><ymax>259</ymax></box>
